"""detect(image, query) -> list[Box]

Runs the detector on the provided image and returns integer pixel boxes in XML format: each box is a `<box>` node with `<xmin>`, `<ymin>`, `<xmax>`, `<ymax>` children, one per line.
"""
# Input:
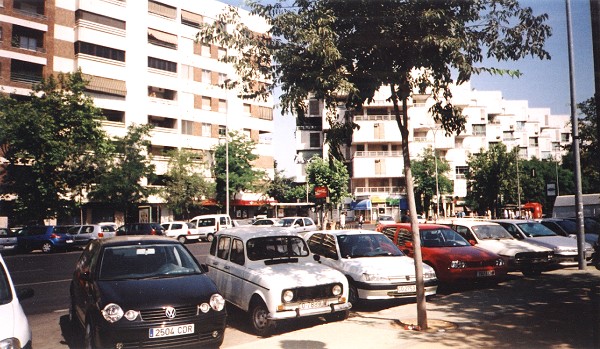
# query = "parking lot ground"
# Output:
<box><xmin>224</xmin><ymin>266</ymin><xmax>600</xmax><ymax>349</ymax></box>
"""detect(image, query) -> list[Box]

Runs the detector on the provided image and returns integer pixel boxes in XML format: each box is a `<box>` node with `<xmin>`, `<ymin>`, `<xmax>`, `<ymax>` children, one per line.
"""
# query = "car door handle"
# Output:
<box><xmin>224</xmin><ymin>266</ymin><xmax>230</xmax><ymax>270</ymax></box>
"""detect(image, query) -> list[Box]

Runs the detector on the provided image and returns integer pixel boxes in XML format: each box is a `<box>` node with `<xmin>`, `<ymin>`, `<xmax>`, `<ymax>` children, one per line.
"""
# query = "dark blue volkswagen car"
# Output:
<box><xmin>17</xmin><ymin>225</ymin><xmax>74</xmax><ymax>253</ymax></box>
<box><xmin>69</xmin><ymin>236</ymin><xmax>227</xmax><ymax>348</ymax></box>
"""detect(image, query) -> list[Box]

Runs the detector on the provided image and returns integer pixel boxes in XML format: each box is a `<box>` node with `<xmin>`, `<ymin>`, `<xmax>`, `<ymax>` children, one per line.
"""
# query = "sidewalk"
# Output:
<box><xmin>224</xmin><ymin>267</ymin><xmax>600</xmax><ymax>349</ymax></box>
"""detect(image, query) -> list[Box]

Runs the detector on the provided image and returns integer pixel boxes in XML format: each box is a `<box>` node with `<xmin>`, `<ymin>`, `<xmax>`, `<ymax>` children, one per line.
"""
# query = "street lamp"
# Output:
<box><xmin>224</xmin><ymin>79</ymin><xmax>231</xmax><ymax>217</ymax></box>
<box><xmin>419</xmin><ymin>123</ymin><xmax>441</xmax><ymax>221</ymax></box>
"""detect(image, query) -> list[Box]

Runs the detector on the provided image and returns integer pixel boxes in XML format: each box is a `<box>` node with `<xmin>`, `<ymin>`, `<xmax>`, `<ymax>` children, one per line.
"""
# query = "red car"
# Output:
<box><xmin>378</xmin><ymin>223</ymin><xmax>508</xmax><ymax>285</ymax></box>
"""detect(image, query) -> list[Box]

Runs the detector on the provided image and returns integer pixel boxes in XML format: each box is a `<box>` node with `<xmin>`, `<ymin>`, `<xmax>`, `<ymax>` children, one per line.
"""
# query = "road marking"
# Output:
<box><xmin>16</xmin><ymin>278</ymin><xmax>71</xmax><ymax>287</ymax></box>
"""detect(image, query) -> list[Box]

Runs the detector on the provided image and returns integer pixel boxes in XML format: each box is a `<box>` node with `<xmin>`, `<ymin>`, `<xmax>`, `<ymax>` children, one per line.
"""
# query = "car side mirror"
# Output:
<box><xmin>469</xmin><ymin>239</ymin><xmax>477</xmax><ymax>246</ymax></box>
<box><xmin>313</xmin><ymin>254</ymin><xmax>321</xmax><ymax>263</ymax></box>
<box><xmin>17</xmin><ymin>287</ymin><xmax>34</xmax><ymax>301</ymax></box>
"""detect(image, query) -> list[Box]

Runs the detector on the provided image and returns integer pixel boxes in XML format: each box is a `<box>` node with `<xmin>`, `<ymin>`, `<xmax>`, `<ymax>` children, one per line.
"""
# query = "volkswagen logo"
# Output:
<box><xmin>165</xmin><ymin>306</ymin><xmax>176</xmax><ymax>319</ymax></box>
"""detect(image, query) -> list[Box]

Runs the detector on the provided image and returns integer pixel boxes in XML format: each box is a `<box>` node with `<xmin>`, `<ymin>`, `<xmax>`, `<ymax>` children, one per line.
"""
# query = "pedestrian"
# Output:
<box><xmin>340</xmin><ymin>211</ymin><xmax>346</xmax><ymax>229</ymax></box>
<box><xmin>358</xmin><ymin>214</ymin><xmax>364</xmax><ymax>229</ymax></box>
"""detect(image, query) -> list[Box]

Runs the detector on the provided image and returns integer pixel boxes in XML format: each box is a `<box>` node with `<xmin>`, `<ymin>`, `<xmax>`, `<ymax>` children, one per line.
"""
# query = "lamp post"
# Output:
<box><xmin>420</xmin><ymin>123</ymin><xmax>441</xmax><ymax>221</ymax></box>
<box><xmin>224</xmin><ymin>79</ymin><xmax>231</xmax><ymax>217</ymax></box>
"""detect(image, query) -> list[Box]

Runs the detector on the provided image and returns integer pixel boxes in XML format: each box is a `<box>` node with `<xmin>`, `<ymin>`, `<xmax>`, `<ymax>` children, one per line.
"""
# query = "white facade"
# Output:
<box><xmin>295</xmin><ymin>82</ymin><xmax>570</xmax><ymax>218</ymax></box>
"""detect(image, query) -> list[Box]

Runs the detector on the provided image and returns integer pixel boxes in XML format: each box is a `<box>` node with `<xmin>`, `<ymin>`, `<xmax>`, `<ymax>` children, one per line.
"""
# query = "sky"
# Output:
<box><xmin>219</xmin><ymin>0</ymin><xmax>596</xmax><ymax>177</ymax></box>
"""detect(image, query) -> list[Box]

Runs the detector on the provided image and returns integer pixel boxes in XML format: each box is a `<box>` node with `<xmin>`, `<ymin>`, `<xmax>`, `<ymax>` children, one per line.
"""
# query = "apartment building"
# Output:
<box><xmin>295</xmin><ymin>82</ymin><xmax>571</xmax><ymax>221</ymax></box>
<box><xmin>0</xmin><ymin>0</ymin><xmax>275</xmax><ymax>224</ymax></box>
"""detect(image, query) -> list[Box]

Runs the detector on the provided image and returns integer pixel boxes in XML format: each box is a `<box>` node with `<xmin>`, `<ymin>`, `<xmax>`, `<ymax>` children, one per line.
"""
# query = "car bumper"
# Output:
<box><xmin>437</xmin><ymin>266</ymin><xmax>508</xmax><ymax>283</ymax></box>
<box><xmin>270</xmin><ymin>300</ymin><xmax>352</xmax><ymax>320</ymax></box>
<box><xmin>355</xmin><ymin>280</ymin><xmax>438</xmax><ymax>300</ymax></box>
<box><xmin>554</xmin><ymin>251</ymin><xmax>593</xmax><ymax>266</ymax></box>
<box><xmin>93</xmin><ymin>311</ymin><xmax>227</xmax><ymax>349</ymax></box>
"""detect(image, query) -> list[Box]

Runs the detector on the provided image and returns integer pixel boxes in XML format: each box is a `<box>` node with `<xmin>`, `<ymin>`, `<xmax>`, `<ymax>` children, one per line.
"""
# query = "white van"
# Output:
<box><xmin>189</xmin><ymin>214</ymin><xmax>232</xmax><ymax>242</ymax></box>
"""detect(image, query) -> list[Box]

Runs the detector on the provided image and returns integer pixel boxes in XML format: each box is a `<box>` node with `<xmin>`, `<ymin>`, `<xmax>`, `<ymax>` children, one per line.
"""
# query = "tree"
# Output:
<box><xmin>567</xmin><ymin>97</ymin><xmax>600</xmax><ymax>192</ymax></box>
<box><xmin>267</xmin><ymin>164</ymin><xmax>309</xmax><ymax>203</ymax></box>
<box><xmin>0</xmin><ymin>71</ymin><xmax>112</xmax><ymax>224</ymax></box>
<box><xmin>87</xmin><ymin>124</ymin><xmax>156</xmax><ymax>224</ymax></box>
<box><xmin>305</xmin><ymin>156</ymin><xmax>350</xmax><ymax>227</ymax></box>
<box><xmin>161</xmin><ymin>149</ymin><xmax>215</xmax><ymax>220</ymax></box>
<box><xmin>212</xmin><ymin>131</ymin><xmax>266</xmax><ymax>211</ymax></box>
<box><xmin>412</xmin><ymin>147</ymin><xmax>452</xmax><ymax>218</ymax></box>
<box><xmin>199</xmin><ymin>0</ymin><xmax>551</xmax><ymax>329</ymax></box>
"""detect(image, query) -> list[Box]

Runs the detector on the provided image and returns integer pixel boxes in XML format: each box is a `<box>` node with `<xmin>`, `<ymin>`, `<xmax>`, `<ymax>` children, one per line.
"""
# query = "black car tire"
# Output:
<box><xmin>348</xmin><ymin>282</ymin><xmax>360</xmax><ymax>305</ymax></box>
<box><xmin>206</xmin><ymin>233</ymin><xmax>215</xmax><ymax>242</ymax></box>
<box><xmin>522</xmin><ymin>268</ymin><xmax>542</xmax><ymax>277</ymax></box>
<box><xmin>41</xmin><ymin>241</ymin><xmax>53</xmax><ymax>253</ymax></box>
<box><xmin>177</xmin><ymin>236</ymin><xmax>187</xmax><ymax>244</ymax></box>
<box><xmin>250</xmin><ymin>301</ymin><xmax>275</xmax><ymax>337</ymax></box>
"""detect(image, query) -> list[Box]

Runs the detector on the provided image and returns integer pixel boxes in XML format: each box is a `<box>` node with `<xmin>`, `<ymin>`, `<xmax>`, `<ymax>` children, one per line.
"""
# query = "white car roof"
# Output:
<box><xmin>306</xmin><ymin>229</ymin><xmax>383</xmax><ymax>237</ymax></box>
<box><xmin>219</xmin><ymin>226</ymin><xmax>298</xmax><ymax>240</ymax></box>
<box><xmin>441</xmin><ymin>219</ymin><xmax>503</xmax><ymax>228</ymax></box>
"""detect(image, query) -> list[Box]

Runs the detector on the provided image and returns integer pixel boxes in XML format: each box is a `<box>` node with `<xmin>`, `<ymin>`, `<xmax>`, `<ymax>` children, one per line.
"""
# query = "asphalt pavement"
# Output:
<box><xmin>223</xmin><ymin>266</ymin><xmax>600</xmax><ymax>349</ymax></box>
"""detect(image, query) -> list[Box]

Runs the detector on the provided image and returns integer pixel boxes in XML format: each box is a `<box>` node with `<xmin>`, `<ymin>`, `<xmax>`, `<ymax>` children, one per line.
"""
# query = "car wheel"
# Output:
<box><xmin>206</xmin><ymin>233</ymin><xmax>215</xmax><ymax>242</ymax></box>
<box><xmin>324</xmin><ymin>309</ymin><xmax>349</xmax><ymax>322</ymax></box>
<box><xmin>83</xmin><ymin>319</ymin><xmax>97</xmax><ymax>349</ymax></box>
<box><xmin>177</xmin><ymin>236</ymin><xmax>187</xmax><ymax>244</ymax></box>
<box><xmin>522</xmin><ymin>268</ymin><xmax>542</xmax><ymax>277</ymax></box>
<box><xmin>42</xmin><ymin>241</ymin><xmax>53</xmax><ymax>253</ymax></box>
<box><xmin>348</xmin><ymin>282</ymin><xmax>360</xmax><ymax>305</ymax></box>
<box><xmin>250</xmin><ymin>301</ymin><xmax>275</xmax><ymax>337</ymax></box>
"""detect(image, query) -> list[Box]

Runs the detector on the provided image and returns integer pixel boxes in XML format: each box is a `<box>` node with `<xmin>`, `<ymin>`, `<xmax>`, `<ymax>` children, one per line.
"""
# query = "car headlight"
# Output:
<box><xmin>332</xmin><ymin>284</ymin><xmax>342</xmax><ymax>296</ymax></box>
<box><xmin>362</xmin><ymin>273</ymin><xmax>389</xmax><ymax>282</ymax></box>
<box><xmin>553</xmin><ymin>247</ymin><xmax>576</xmax><ymax>254</ymax></box>
<box><xmin>282</xmin><ymin>290</ymin><xmax>294</xmax><ymax>303</ymax></box>
<box><xmin>101</xmin><ymin>303</ymin><xmax>124</xmax><ymax>323</ymax></box>
<box><xmin>124</xmin><ymin>309</ymin><xmax>140</xmax><ymax>321</ymax></box>
<box><xmin>210</xmin><ymin>294</ymin><xmax>225</xmax><ymax>311</ymax></box>
<box><xmin>423</xmin><ymin>271</ymin><xmax>437</xmax><ymax>280</ymax></box>
<box><xmin>495</xmin><ymin>258</ymin><xmax>505</xmax><ymax>267</ymax></box>
<box><xmin>450</xmin><ymin>260</ymin><xmax>466</xmax><ymax>269</ymax></box>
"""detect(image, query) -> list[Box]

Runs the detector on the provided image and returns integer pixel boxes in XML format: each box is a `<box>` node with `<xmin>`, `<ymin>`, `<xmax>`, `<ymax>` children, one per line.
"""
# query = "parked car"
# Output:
<box><xmin>378</xmin><ymin>223</ymin><xmax>507</xmax><ymax>285</ymax></box>
<box><xmin>0</xmin><ymin>254</ymin><xmax>33</xmax><ymax>349</ymax></box>
<box><xmin>189</xmin><ymin>214</ymin><xmax>233</xmax><ymax>242</ymax></box>
<box><xmin>161</xmin><ymin>221</ymin><xmax>201</xmax><ymax>244</ymax></box>
<box><xmin>206</xmin><ymin>227</ymin><xmax>351</xmax><ymax>336</ymax></box>
<box><xmin>17</xmin><ymin>225</ymin><xmax>75</xmax><ymax>253</ymax></box>
<box><xmin>68</xmin><ymin>224</ymin><xmax>117</xmax><ymax>247</ymax></box>
<box><xmin>115</xmin><ymin>223</ymin><xmax>165</xmax><ymax>236</ymax></box>
<box><xmin>0</xmin><ymin>227</ymin><xmax>18</xmax><ymax>253</ymax></box>
<box><xmin>278</xmin><ymin>217</ymin><xmax>318</xmax><ymax>234</ymax></box>
<box><xmin>69</xmin><ymin>236</ymin><xmax>227</xmax><ymax>348</ymax></box>
<box><xmin>443</xmin><ymin>220</ymin><xmax>554</xmax><ymax>276</ymax></box>
<box><xmin>251</xmin><ymin>218</ymin><xmax>281</xmax><ymax>226</ymax></box>
<box><xmin>561</xmin><ymin>217</ymin><xmax>600</xmax><ymax>245</ymax></box>
<box><xmin>305</xmin><ymin>229</ymin><xmax>438</xmax><ymax>304</ymax></box>
<box><xmin>493</xmin><ymin>219</ymin><xmax>594</xmax><ymax>266</ymax></box>
<box><xmin>375</xmin><ymin>214</ymin><xmax>396</xmax><ymax>228</ymax></box>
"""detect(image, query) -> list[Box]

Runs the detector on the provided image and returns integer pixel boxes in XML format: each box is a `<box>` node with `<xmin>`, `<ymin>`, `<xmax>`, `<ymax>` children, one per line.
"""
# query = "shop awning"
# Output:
<box><xmin>232</xmin><ymin>193</ymin><xmax>277</xmax><ymax>206</ymax></box>
<box><xmin>351</xmin><ymin>199</ymin><xmax>372</xmax><ymax>211</ymax></box>
<box><xmin>148</xmin><ymin>28</ymin><xmax>178</xmax><ymax>45</ymax></box>
<box><xmin>83</xmin><ymin>74</ymin><xmax>126</xmax><ymax>96</ymax></box>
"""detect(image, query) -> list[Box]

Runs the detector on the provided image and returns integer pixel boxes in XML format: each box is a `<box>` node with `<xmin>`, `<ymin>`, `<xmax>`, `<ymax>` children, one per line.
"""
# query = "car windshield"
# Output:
<box><xmin>98</xmin><ymin>244</ymin><xmax>202</xmax><ymax>280</ymax></box>
<box><xmin>517</xmin><ymin>222</ymin><xmax>557</xmax><ymax>237</ymax></box>
<box><xmin>247</xmin><ymin>236</ymin><xmax>309</xmax><ymax>261</ymax></box>
<box><xmin>337</xmin><ymin>234</ymin><xmax>404</xmax><ymax>258</ymax></box>
<box><xmin>280</xmin><ymin>218</ymin><xmax>298</xmax><ymax>227</ymax></box>
<box><xmin>471</xmin><ymin>225</ymin><xmax>514</xmax><ymax>240</ymax></box>
<box><xmin>421</xmin><ymin>228</ymin><xmax>471</xmax><ymax>247</ymax></box>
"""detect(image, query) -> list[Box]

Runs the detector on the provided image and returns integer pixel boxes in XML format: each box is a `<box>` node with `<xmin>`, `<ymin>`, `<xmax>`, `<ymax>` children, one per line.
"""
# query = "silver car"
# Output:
<box><xmin>0</xmin><ymin>228</ymin><xmax>17</xmax><ymax>253</ymax></box>
<box><xmin>69</xmin><ymin>224</ymin><xmax>117</xmax><ymax>247</ymax></box>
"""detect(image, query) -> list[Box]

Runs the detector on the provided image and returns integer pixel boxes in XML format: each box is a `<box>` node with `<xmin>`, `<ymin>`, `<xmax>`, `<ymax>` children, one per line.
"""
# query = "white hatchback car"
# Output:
<box><xmin>161</xmin><ymin>221</ymin><xmax>201</xmax><ymax>244</ymax></box>
<box><xmin>305</xmin><ymin>229</ymin><xmax>438</xmax><ymax>304</ymax></box>
<box><xmin>0</xmin><ymin>254</ymin><xmax>33</xmax><ymax>349</ymax></box>
<box><xmin>206</xmin><ymin>227</ymin><xmax>351</xmax><ymax>336</ymax></box>
<box><xmin>278</xmin><ymin>217</ymin><xmax>318</xmax><ymax>234</ymax></box>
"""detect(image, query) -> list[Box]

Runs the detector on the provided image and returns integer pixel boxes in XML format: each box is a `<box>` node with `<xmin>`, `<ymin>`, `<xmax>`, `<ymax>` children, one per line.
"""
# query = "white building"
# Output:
<box><xmin>295</xmin><ymin>82</ymin><xmax>570</xmax><ymax>221</ymax></box>
<box><xmin>0</xmin><ymin>0</ymin><xmax>274</xmax><ymax>224</ymax></box>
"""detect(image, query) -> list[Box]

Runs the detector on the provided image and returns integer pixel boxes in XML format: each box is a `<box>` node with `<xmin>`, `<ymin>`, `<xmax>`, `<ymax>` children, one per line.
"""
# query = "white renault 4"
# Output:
<box><xmin>0</xmin><ymin>254</ymin><xmax>33</xmax><ymax>349</ymax></box>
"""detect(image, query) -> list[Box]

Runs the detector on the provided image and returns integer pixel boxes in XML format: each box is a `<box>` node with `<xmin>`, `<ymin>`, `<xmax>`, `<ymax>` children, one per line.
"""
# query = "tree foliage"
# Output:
<box><xmin>412</xmin><ymin>147</ymin><xmax>453</xmax><ymax>215</ymax></box>
<box><xmin>87</xmin><ymin>124</ymin><xmax>156</xmax><ymax>223</ymax></box>
<box><xmin>267</xmin><ymin>164</ymin><xmax>310</xmax><ymax>203</ymax></box>
<box><xmin>305</xmin><ymin>156</ymin><xmax>350</xmax><ymax>209</ymax></box>
<box><xmin>161</xmin><ymin>149</ymin><xmax>215</xmax><ymax>220</ymax></box>
<box><xmin>212</xmin><ymin>131</ymin><xmax>266</xmax><ymax>210</ymax></box>
<box><xmin>566</xmin><ymin>97</ymin><xmax>600</xmax><ymax>192</ymax></box>
<box><xmin>0</xmin><ymin>71</ymin><xmax>112</xmax><ymax>224</ymax></box>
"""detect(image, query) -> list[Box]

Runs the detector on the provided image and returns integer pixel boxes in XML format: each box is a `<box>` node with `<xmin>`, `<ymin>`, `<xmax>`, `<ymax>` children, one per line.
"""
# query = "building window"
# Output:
<box><xmin>148</xmin><ymin>115</ymin><xmax>176</xmax><ymax>129</ymax></box>
<box><xmin>308</xmin><ymin>99</ymin><xmax>320</xmax><ymax>116</ymax></box>
<box><xmin>148</xmin><ymin>28</ymin><xmax>177</xmax><ymax>49</ymax></box>
<box><xmin>181</xmin><ymin>10</ymin><xmax>202</xmax><ymax>28</ymax></box>
<box><xmin>561</xmin><ymin>133</ymin><xmax>570</xmax><ymax>143</ymax></box>
<box><xmin>502</xmin><ymin>131</ymin><xmax>515</xmax><ymax>141</ymax></box>
<box><xmin>218</xmin><ymin>125</ymin><xmax>226</xmax><ymax>137</ymax></box>
<box><xmin>218</xmin><ymin>73</ymin><xmax>227</xmax><ymax>86</ymax></box>
<box><xmin>202</xmin><ymin>96</ymin><xmax>211</xmax><ymax>110</ymax></box>
<box><xmin>243</xmin><ymin>129</ymin><xmax>251</xmax><ymax>139</ymax></box>
<box><xmin>148</xmin><ymin>86</ymin><xmax>176</xmax><ymax>100</ymax></box>
<box><xmin>202</xmin><ymin>123</ymin><xmax>211</xmax><ymax>137</ymax></box>
<box><xmin>218</xmin><ymin>99</ymin><xmax>227</xmax><ymax>113</ymax></box>
<box><xmin>76</xmin><ymin>10</ymin><xmax>126</xmax><ymax>30</ymax></box>
<box><xmin>202</xmin><ymin>69</ymin><xmax>211</xmax><ymax>83</ymax></box>
<box><xmin>455</xmin><ymin>166</ymin><xmax>469</xmax><ymax>179</ymax></box>
<box><xmin>201</xmin><ymin>45</ymin><xmax>211</xmax><ymax>57</ymax></box>
<box><xmin>148</xmin><ymin>57</ymin><xmax>177</xmax><ymax>73</ymax></box>
<box><xmin>472</xmin><ymin>124</ymin><xmax>486</xmax><ymax>136</ymax></box>
<box><xmin>309</xmin><ymin>133</ymin><xmax>321</xmax><ymax>148</ymax></box>
<box><xmin>243</xmin><ymin>103</ymin><xmax>251</xmax><ymax>114</ymax></box>
<box><xmin>529</xmin><ymin>137</ymin><xmax>539</xmax><ymax>147</ymax></box>
<box><xmin>182</xmin><ymin>120</ymin><xmax>194</xmax><ymax>135</ymax></box>
<box><xmin>75</xmin><ymin>41</ymin><xmax>125</xmax><ymax>62</ymax></box>
<box><xmin>516</xmin><ymin>121</ymin><xmax>526</xmax><ymax>131</ymax></box>
<box><xmin>217</xmin><ymin>47</ymin><xmax>227</xmax><ymax>59</ymax></box>
<box><xmin>148</xmin><ymin>0</ymin><xmax>176</xmax><ymax>19</ymax></box>
<box><xmin>102</xmin><ymin>109</ymin><xmax>125</xmax><ymax>123</ymax></box>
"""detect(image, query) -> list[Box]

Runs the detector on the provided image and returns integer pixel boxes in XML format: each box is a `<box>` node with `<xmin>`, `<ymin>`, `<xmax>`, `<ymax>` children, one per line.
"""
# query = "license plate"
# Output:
<box><xmin>66</xmin><ymin>240</ymin><xmax>74</xmax><ymax>243</ymax></box>
<box><xmin>477</xmin><ymin>270</ymin><xmax>495</xmax><ymax>277</ymax></box>
<box><xmin>149</xmin><ymin>324</ymin><xmax>194</xmax><ymax>338</ymax></box>
<box><xmin>397</xmin><ymin>285</ymin><xmax>417</xmax><ymax>293</ymax></box>
<box><xmin>299</xmin><ymin>300</ymin><xmax>326</xmax><ymax>309</ymax></box>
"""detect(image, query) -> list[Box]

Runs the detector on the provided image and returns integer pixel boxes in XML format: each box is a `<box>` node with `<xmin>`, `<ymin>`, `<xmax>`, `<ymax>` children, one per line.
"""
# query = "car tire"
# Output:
<box><xmin>177</xmin><ymin>236</ymin><xmax>187</xmax><ymax>244</ymax></box>
<box><xmin>348</xmin><ymin>282</ymin><xmax>360</xmax><ymax>305</ymax></box>
<box><xmin>324</xmin><ymin>309</ymin><xmax>349</xmax><ymax>322</ymax></box>
<box><xmin>206</xmin><ymin>233</ymin><xmax>215</xmax><ymax>242</ymax></box>
<box><xmin>42</xmin><ymin>241</ymin><xmax>53</xmax><ymax>253</ymax></box>
<box><xmin>522</xmin><ymin>268</ymin><xmax>542</xmax><ymax>277</ymax></box>
<box><xmin>250</xmin><ymin>300</ymin><xmax>275</xmax><ymax>337</ymax></box>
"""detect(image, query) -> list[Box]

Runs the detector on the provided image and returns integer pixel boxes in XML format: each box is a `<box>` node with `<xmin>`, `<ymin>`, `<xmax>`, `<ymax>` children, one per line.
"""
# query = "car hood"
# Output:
<box><xmin>423</xmin><ymin>246</ymin><xmax>500</xmax><ymax>261</ymax></box>
<box><xmin>96</xmin><ymin>274</ymin><xmax>219</xmax><ymax>309</ymax></box>
<box><xmin>0</xmin><ymin>298</ymin><xmax>30</xmax><ymax>345</ymax></box>
<box><xmin>338</xmin><ymin>255</ymin><xmax>429</xmax><ymax>278</ymax></box>
<box><xmin>246</xmin><ymin>260</ymin><xmax>345</xmax><ymax>286</ymax></box>
<box><xmin>476</xmin><ymin>239</ymin><xmax>552</xmax><ymax>256</ymax></box>
<box><xmin>526</xmin><ymin>236</ymin><xmax>592</xmax><ymax>251</ymax></box>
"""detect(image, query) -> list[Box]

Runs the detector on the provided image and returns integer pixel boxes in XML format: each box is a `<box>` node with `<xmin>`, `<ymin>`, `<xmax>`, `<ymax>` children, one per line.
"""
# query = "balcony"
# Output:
<box><xmin>11</xmin><ymin>25</ymin><xmax>45</xmax><ymax>53</ymax></box>
<box><xmin>13</xmin><ymin>0</ymin><xmax>46</xmax><ymax>19</ymax></box>
<box><xmin>296</xmin><ymin>116</ymin><xmax>322</xmax><ymax>130</ymax></box>
<box><xmin>10</xmin><ymin>60</ymin><xmax>43</xmax><ymax>84</ymax></box>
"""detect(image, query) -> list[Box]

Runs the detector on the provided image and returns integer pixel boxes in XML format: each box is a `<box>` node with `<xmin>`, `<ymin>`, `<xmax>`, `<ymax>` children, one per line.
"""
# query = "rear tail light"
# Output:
<box><xmin>50</xmin><ymin>233</ymin><xmax>58</xmax><ymax>239</ymax></box>
<box><xmin>150</xmin><ymin>229</ymin><xmax>156</xmax><ymax>235</ymax></box>
<box><xmin>187</xmin><ymin>230</ymin><xmax>191</xmax><ymax>235</ymax></box>
<box><xmin>98</xmin><ymin>232</ymin><xmax>104</xmax><ymax>238</ymax></box>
